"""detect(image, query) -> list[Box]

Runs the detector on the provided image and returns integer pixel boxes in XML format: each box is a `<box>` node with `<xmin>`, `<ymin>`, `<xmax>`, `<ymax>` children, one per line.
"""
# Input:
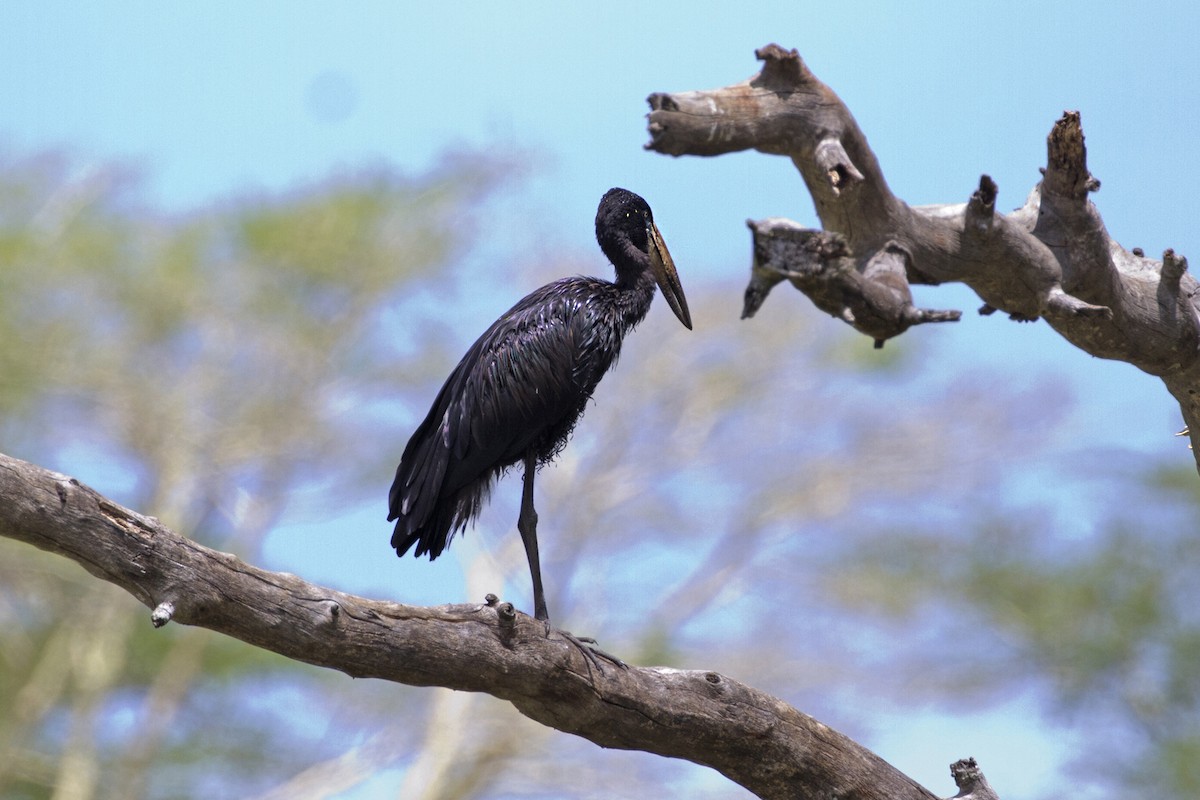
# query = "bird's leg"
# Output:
<box><xmin>518</xmin><ymin>456</ymin><xmax>626</xmax><ymax>676</ymax></box>
<box><xmin>518</xmin><ymin>454</ymin><xmax>550</xmax><ymax>623</ymax></box>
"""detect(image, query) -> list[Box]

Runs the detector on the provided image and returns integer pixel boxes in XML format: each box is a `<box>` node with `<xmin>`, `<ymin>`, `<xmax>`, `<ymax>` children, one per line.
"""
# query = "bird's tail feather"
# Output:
<box><xmin>389</xmin><ymin>476</ymin><xmax>494</xmax><ymax>561</ymax></box>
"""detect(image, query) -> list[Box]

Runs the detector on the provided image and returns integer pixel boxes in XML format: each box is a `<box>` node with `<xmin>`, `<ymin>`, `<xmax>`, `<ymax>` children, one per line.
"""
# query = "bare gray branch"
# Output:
<box><xmin>647</xmin><ymin>43</ymin><xmax>1200</xmax><ymax>467</ymax></box>
<box><xmin>0</xmin><ymin>450</ymin><xmax>961</xmax><ymax>800</ymax></box>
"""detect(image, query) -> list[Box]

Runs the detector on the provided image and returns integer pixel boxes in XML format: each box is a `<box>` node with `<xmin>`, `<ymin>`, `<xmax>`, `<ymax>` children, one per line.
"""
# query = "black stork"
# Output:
<box><xmin>388</xmin><ymin>187</ymin><xmax>691</xmax><ymax>632</ymax></box>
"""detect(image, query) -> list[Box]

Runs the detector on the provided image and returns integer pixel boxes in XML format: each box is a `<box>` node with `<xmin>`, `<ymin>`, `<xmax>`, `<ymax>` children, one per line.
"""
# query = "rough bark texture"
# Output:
<box><xmin>647</xmin><ymin>43</ymin><xmax>1200</xmax><ymax>468</ymax></box>
<box><xmin>948</xmin><ymin>758</ymin><xmax>1002</xmax><ymax>800</ymax></box>
<box><xmin>1</xmin><ymin>451</ymin><xmax>974</xmax><ymax>799</ymax></box>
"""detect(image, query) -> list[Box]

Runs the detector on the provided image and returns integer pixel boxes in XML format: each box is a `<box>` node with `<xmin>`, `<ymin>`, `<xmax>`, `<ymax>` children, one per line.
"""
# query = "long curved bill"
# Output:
<box><xmin>647</xmin><ymin>221</ymin><xmax>693</xmax><ymax>330</ymax></box>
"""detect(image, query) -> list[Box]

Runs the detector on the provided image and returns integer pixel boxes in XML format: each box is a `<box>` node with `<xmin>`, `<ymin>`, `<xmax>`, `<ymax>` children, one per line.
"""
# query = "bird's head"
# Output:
<box><xmin>596</xmin><ymin>188</ymin><xmax>692</xmax><ymax>329</ymax></box>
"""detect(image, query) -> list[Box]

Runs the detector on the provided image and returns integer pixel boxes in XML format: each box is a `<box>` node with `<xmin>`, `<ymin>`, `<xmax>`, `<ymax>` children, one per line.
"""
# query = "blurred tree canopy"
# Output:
<box><xmin>0</xmin><ymin>149</ymin><xmax>505</xmax><ymax>798</ymax></box>
<box><xmin>830</xmin><ymin>470</ymin><xmax>1200</xmax><ymax>798</ymax></box>
<box><xmin>1</xmin><ymin>150</ymin><xmax>1198</xmax><ymax>800</ymax></box>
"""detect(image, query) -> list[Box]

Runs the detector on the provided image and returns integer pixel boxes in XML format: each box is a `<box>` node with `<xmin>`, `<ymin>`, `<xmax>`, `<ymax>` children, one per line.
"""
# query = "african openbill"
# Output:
<box><xmin>388</xmin><ymin>187</ymin><xmax>691</xmax><ymax>629</ymax></box>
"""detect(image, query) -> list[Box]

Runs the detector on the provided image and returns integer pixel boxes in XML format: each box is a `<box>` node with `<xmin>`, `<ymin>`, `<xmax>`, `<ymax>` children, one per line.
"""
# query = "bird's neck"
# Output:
<box><xmin>602</xmin><ymin>235</ymin><xmax>656</xmax><ymax>322</ymax></box>
<box><xmin>614</xmin><ymin>251</ymin><xmax>652</xmax><ymax>292</ymax></box>
<box><xmin>605</xmin><ymin>235</ymin><xmax>648</xmax><ymax>287</ymax></box>
<box><xmin>613</xmin><ymin>268</ymin><xmax>657</xmax><ymax>327</ymax></box>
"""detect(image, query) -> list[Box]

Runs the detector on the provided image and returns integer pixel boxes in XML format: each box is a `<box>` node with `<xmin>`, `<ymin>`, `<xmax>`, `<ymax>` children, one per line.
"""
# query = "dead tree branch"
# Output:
<box><xmin>647</xmin><ymin>43</ymin><xmax>1200</xmax><ymax>466</ymax></box>
<box><xmin>1</xmin><ymin>450</ymin><xmax>989</xmax><ymax>799</ymax></box>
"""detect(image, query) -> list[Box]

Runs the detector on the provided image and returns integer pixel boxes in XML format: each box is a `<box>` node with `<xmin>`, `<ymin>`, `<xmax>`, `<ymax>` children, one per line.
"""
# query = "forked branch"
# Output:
<box><xmin>647</xmin><ymin>44</ymin><xmax>1200</xmax><ymax>466</ymax></box>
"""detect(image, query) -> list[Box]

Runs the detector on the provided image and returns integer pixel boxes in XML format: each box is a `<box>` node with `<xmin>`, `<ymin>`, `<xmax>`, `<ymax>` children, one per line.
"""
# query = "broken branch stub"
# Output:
<box><xmin>744</xmin><ymin>219</ymin><xmax>960</xmax><ymax>348</ymax></box>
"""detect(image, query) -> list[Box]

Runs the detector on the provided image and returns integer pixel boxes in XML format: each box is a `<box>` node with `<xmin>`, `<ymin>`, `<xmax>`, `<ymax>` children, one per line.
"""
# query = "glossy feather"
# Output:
<box><xmin>387</xmin><ymin>188</ymin><xmax>690</xmax><ymax>620</ymax></box>
<box><xmin>388</xmin><ymin>274</ymin><xmax>653</xmax><ymax>559</ymax></box>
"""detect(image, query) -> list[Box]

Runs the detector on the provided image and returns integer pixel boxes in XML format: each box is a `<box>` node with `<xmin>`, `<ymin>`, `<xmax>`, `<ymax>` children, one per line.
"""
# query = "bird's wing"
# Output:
<box><xmin>445</xmin><ymin>281</ymin><xmax>598</xmax><ymax>483</ymax></box>
<box><xmin>389</xmin><ymin>279</ymin><xmax>608</xmax><ymax>551</ymax></box>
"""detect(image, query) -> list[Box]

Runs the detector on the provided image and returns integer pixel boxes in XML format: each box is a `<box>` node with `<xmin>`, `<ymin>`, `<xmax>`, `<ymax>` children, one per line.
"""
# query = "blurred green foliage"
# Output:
<box><xmin>0</xmin><ymin>149</ymin><xmax>504</xmax><ymax>799</ymax></box>
<box><xmin>827</xmin><ymin>462</ymin><xmax>1200</xmax><ymax>799</ymax></box>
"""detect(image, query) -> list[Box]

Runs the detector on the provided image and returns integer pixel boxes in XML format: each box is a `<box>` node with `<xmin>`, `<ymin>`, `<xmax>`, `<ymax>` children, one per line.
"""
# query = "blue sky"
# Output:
<box><xmin>6</xmin><ymin>2</ymin><xmax>1195</xmax><ymax>444</ymax></box>
<box><xmin>5</xmin><ymin>3</ymin><xmax>1198</xmax><ymax>798</ymax></box>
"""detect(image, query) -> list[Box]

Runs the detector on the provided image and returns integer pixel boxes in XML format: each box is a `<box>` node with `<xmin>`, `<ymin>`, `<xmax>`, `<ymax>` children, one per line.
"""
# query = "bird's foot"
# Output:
<box><xmin>544</xmin><ymin>621</ymin><xmax>628</xmax><ymax>678</ymax></box>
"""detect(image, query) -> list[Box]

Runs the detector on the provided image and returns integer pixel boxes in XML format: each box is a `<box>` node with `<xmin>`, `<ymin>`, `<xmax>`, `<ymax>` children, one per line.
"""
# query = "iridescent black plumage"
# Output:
<box><xmin>388</xmin><ymin>188</ymin><xmax>691</xmax><ymax>623</ymax></box>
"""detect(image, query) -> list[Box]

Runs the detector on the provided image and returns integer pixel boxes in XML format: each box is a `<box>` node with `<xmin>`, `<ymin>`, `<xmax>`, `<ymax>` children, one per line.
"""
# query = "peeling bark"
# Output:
<box><xmin>647</xmin><ymin>43</ymin><xmax>1200</xmax><ymax>466</ymax></box>
<box><xmin>1</xmin><ymin>451</ymin><xmax>986</xmax><ymax>800</ymax></box>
